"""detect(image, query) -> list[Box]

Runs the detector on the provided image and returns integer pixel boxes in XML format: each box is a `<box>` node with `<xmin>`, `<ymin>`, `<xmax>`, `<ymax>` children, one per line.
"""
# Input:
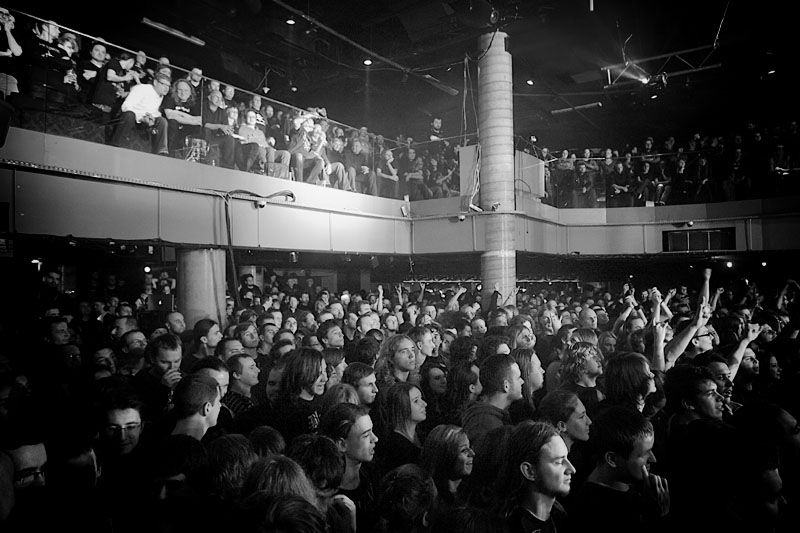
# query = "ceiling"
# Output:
<box><xmin>10</xmin><ymin>0</ymin><xmax>795</xmax><ymax>149</ymax></box>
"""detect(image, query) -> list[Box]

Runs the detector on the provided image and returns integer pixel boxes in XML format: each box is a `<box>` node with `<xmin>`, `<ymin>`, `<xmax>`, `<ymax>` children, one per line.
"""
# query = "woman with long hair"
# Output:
<box><xmin>376</xmin><ymin>382</ymin><xmax>427</xmax><ymax>474</ymax></box>
<box><xmin>603</xmin><ymin>352</ymin><xmax>656</xmax><ymax>413</ymax></box>
<box><xmin>508</xmin><ymin>347</ymin><xmax>545</xmax><ymax>423</ymax></box>
<box><xmin>419</xmin><ymin>424</ymin><xmax>474</xmax><ymax>508</ymax></box>
<box><xmin>443</xmin><ymin>362</ymin><xmax>482</xmax><ymax>426</ymax></box>
<box><xmin>271</xmin><ymin>348</ymin><xmax>328</xmax><ymax>443</ymax></box>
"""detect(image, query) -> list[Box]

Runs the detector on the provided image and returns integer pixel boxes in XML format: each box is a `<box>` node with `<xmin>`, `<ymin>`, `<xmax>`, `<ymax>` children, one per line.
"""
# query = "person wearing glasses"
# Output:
<box><xmin>111</xmin><ymin>71</ymin><xmax>171</xmax><ymax>155</ymax></box>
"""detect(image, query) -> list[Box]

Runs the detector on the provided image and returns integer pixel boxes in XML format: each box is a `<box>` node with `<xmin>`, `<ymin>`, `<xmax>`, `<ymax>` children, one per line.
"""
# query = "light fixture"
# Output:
<box><xmin>726</xmin><ymin>261</ymin><xmax>733</xmax><ymax>268</ymax></box>
<box><xmin>290</xmin><ymin>252</ymin><xmax>299</xmax><ymax>263</ymax></box>
<box><xmin>762</xmin><ymin>261</ymin><xmax>767</xmax><ymax>267</ymax></box>
<box><xmin>526</xmin><ymin>79</ymin><xmax>534</xmax><ymax>86</ymax></box>
<box><xmin>286</xmin><ymin>16</ymin><xmax>296</xmax><ymax>25</ymax></box>
<box><xmin>141</xmin><ymin>18</ymin><xmax>205</xmax><ymax>46</ymax></box>
<box><xmin>144</xmin><ymin>266</ymin><xmax>151</xmax><ymax>273</ymax></box>
<box><xmin>363</xmin><ymin>58</ymin><xmax>373</xmax><ymax>66</ymax></box>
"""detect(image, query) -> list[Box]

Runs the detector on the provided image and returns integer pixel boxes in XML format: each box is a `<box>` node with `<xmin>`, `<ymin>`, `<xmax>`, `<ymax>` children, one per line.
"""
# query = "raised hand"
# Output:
<box><xmin>642</xmin><ymin>466</ymin><xmax>670</xmax><ymax>517</ymax></box>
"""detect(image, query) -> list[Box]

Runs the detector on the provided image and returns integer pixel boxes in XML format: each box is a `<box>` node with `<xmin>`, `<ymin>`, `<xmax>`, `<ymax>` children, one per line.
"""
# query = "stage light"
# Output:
<box><xmin>762</xmin><ymin>261</ymin><xmax>767</xmax><ymax>267</ymax></box>
<box><xmin>526</xmin><ymin>79</ymin><xmax>534</xmax><ymax>86</ymax></box>
<box><xmin>286</xmin><ymin>16</ymin><xmax>295</xmax><ymax>25</ymax></box>
<box><xmin>363</xmin><ymin>58</ymin><xmax>373</xmax><ymax>66</ymax></box>
<box><xmin>144</xmin><ymin>266</ymin><xmax>151</xmax><ymax>273</ymax></box>
<box><xmin>726</xmin><ymin>261</ymin><xmax>733</xmax><ymax>268</ymax></box>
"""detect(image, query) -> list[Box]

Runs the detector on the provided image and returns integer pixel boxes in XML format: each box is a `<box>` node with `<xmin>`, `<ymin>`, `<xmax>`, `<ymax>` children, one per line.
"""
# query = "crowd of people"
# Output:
<box><xmin>2</xmin><ymin>263</ymin><xmax>798</xmax><ymax>532</ymax></box>
<box><xmin>0</xmin><ymin>9</ymin><xmax>461</xmax><ymax>200</ymax></box>
<box><xmin>533</xmin><ymin>122</ymin><xmax>800</xmax><ymax>208</ymax></box>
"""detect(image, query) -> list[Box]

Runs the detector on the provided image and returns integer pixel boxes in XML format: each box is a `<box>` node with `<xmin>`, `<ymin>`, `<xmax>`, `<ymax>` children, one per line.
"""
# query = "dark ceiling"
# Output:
<box><xmin>8</xmin><ymin>0</ymin><xmax>795</xmax><ymax>149</ymax></box>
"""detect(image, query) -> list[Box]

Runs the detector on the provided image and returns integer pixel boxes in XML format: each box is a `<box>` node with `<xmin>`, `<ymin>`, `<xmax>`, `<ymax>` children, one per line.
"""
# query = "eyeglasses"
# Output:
<box><xmin>14</xmin><ymin>467</ymin><xmax>46</xmax><ymax>485</ymax></box>
<box><xmin>693</xmin><ymin>332</ymin><xmax>713</xmax><ymax>340</ymax></box>
<box><xmin>104</xmin><ymin>422</ymin><xmax>142</xmax><ymax>436</ymax></box>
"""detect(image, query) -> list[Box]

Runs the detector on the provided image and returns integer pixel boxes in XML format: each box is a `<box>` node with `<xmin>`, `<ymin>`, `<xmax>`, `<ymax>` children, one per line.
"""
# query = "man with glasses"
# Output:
<box><xmin>111</xmin><ymin>71</ymin><xmax>171</xmax><ymax>155</ymax></box>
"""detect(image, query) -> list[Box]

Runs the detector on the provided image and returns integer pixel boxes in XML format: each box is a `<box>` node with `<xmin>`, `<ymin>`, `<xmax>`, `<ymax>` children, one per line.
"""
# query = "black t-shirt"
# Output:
<box><xmin>338</xmin><ymin>465</ymin><xmax>379</xmax><ymax>533</ymax></box>
<box><xmin>569</xmin><ymin>482</ymin><xmax>657</xmax><ymax>533</ymax></box>
<box><xmin>202</xmin><ymin>102</ymin><xmax>228</xmax><ymax>136</ymax></box>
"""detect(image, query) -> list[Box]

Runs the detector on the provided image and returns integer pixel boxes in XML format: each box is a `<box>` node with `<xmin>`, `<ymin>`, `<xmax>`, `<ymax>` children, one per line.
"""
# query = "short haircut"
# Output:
<box><xmin>449</xmin><ymin>336</ymin><xmax>477</xmax><ymax>366</ymax></box>
<box><xmin>150</xmin><ymin>332</ymin><xmax>181</xmax><ymax>358</ymax></box>
<box><xmin>248</xmin><ymin>425</ymin><xmax>286</xmax><ymax>457</ymax></box>
<box><xmin>318</xmin><ymin>403</ymin><xmax>369</xmax><ymax>442</ymax></box>
<box><xmin>378</xmin><ymin>464</ymin><xmax>436</xmax><ymax>532</ymax></box>
<box><xmin>287</xmin><ymin>433</ymin><xmax>345</xmax><ymax>492</ymax></box>
<box><xmin>477</xmin><ymin>335</ymin><xmax>511</xmax><ymax>365</ymax></box>
<box><xmin>408</xmin><ymin>326</ymin><xmax>431</xmax><ymax>345</ymax></box>
<box><xmin>193</xmin><ymin>318</ymin><xmax>218</xmax><ymax>345</ymax></box>
<box><xmin>479</xmin><ymin>354</ymin><xmax>516</xmax><ymax>396</ymax></box>
<box><xmin>536</xmin><ymin>390</ymin><xmax>580</xmax><ymax>427</ymax></box>
<box><xmin>383</xmin><ymin>382</ymin><xmax>418</xmax><ymax>431</ymax></box>
<box><xmin>239</xmin><ymin>493</ymin><xmax>326</xmax><ymax>533</ymax></box>
<box><xmin>234</xmin><ymin>322</ymin><xmax>256</xmax><ymax>341</ymax></box>
<box><xmin>591</xmin><ymin>406</ymin><xmax>653</xmax><ymax>459</ymax></box>
<box><xmin>663</xmin><ymin>364</ymin><xmax>716</xmax><ymax>415</ymax></box>
<box><xmin>206</xmin><ymin>434</ymin><xmax>258</xmax><ymax>501</ymax></box>
<box><xmin>240</xmin><ymin>455</ymin><xmax>317</xmax><ymax>504</ymax></box>
<box><xmin>172</xmin><ymin>373</ymin><xmax>220</xmax><ymax>419</ymax></box>
<box><xmin>215</xmin><ymin>338</ymin><xmax>242</xmax><ymax>359</ymax></box>
<box><xmin>319</xmin><ymin>383</ymin><xmax>360</xmax><ymax>418</ymax></box>
<box><xmin>348</xmin><ymin>337</ymin><xmax>380</xmax><ymax>365</ymax></box>
<box><xmin>226</xmin><ymin>353</ymin><xmax>253</xmax><ymax>377</ymax></box>
<box><xmin>280</xmin><ymin>348</ymin><xmax>325</xmax><ymax>399</ymax></box>
<box><xmin>316</xmin><ymin>320</ymin><xmax>340</xmax><ymax>345</ymax></box>
<box><xmin>342</xmin><ymin>362</ymin><xmax>375</xmax><ymax>388</ymax></box>
<box><xmin>322</xmin><ymin>347</ymin><xmax>345</xmax><ymax>377</ymax></box>
<box><xmin>193</xmin><ymin>356</ymin><xmax>228</xmax><ymax>374</ymax></box>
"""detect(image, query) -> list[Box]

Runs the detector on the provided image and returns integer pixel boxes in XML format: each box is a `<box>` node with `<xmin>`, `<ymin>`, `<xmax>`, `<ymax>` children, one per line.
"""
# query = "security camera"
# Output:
<box><xmin>458</xmin><ymin>214</ymin><xmax>466</xmax><ymax>222</ymax></box>
<box><xmin>256</xmin><ymin>200</ymin><xmax>267</xmax><ymax>209</ymax></box>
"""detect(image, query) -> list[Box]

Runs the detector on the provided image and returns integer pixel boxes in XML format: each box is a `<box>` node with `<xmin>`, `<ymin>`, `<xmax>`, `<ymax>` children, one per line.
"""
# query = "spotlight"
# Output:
<box><xmin>290</xmin><ymin>85</ymin><xmax>298</xmax><ymax>92</ymax></box>
<box><xmin>31</xmin><ymin>258</ymin><xmax>41</xmax><ymax>265</ymax></box>
<box><xmin>686</xmin><ymin>220</ymin><xmax>694</xmax><ymax>227</ymax></box>
<box><xmin>526</xmin><ymin>79</ymin><xmax>534</xmax><ymax>86</ymax></box>
<box><xmin>762</xmin><ymin>261</ymin><xmax>767</xmax><ymax>267</ymax></box>
<box><xmin>726</xmin><ymin>261</ymin><xmax>733</xmax><ymax>268</ymax></box>
<box><xmin>144</xmin><ymin>266</ymin><xmax>151</xmax><ymax>273</ymax></box>
<box><xmin>363</xmin><ymin>58</ymin><xmax>373</xmax><ymax>66</ymax></box>
<box><xmin>286</xmin><ymin>16</ymin><xmax>295</xmax><ymax>25</ymax></box>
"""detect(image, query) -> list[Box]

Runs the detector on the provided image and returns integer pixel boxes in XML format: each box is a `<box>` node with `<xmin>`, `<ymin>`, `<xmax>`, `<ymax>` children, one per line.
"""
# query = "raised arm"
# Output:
<box><xmin>664</xmin><ymin>296</ymin><xmax>711</xmax><ymax>369</ymax></box>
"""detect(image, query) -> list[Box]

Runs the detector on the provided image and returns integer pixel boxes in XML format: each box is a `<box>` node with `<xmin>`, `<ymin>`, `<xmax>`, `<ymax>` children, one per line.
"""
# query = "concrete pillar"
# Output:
<box><xmin>177</xmin><ymin>248</ymin><xmax>228</xmax><ymax>330</ymax></box>
<box><xmin>477</xmin><ymin>31</ymin><xmax>517</xmax><ymax>303</ymax></box>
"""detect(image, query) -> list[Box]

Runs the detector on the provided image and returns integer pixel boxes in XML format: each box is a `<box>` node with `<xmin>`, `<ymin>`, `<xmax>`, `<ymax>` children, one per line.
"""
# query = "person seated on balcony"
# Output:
<box><xmin>0</xmin><ymin>7</ymin><xmax>23</xmax><ymax>100</ymax></box>
<box><xmin>202</xmin><ymin>89</ymin><xmax>237</xmax><ymax>169</ymax></box>
<box><xmin>652</xmin><ymin>160</ymin><xmax>672</xmax><ymax>206</ymax></box>
<box><xmin>222</xmin><ymin>83</ymin><xmax>237</xmax><ymax>110</ymax></box>
<box><xmin>326</xmin><ymin>136</ymin><xmax>352</xmax><ymax>191</ymax></box>
<box><xmin>571</xmin><ymin>160</ymin><xmax>596</xmax><ymax>208</ymax></box>
<box><xmin>110</xmin><ymin>71</ymin><xmax>170</xmax><ymax>155</ymax></box>
<box><xmin>53</xmin><ymin>30</ymin><xmax>81</xmax><ymax>105</ymax></box>
<box><xmin>344</xmin><ymin>138</ymin><xmax>378</xmax><ymax>196</ymax></box>
<box><xmin>377</xmin><ymin>148</ymin><xmax>400</xmax><ymax>199</ymax></box>
<box><xmin>131</xmin><ymin>51</ymin><xmax>148</xmax><ymax>84</ymax></box>
<box><xmin>554</xmin><ymin>149</ymin><xmax>575</xmax><ymax>208</ymax></box>
<box><xmin>77</xmin><ymin>41</ymin><xmax>106</xmax><ymax>104</ymax></box>
<box><xmin>309</xmin><ymin>123</ymin><xmax>332</xmax><ymax>186</ymax></box>
<box><xmin>91</xmin><ymin>51</ymin><xmax>136</xmax><ymax>117</ymax></box>
<box><xmin>402</xmin><ymin>146</ymin><xmax>429</xmax><ymax>200</ymax></box>
<box><xmin>424</xmin><ymin>156</ymin><xmax>446</xmax><ymax>199</ymax></box>
<box><xmin>607</xmin><ymin>160</ymin><xmax>634</xmax><ymax>207</ymax></box>
<box><xmin>187</xmin><ymin>67</ymin><xmax>203</xmax><ymax>94</ymax></box>
<box><xmin>160</xmin><ymin>78</ymin><xmax>202</xmax><ymax>157</ymax></box>
<box><xmin>632</xmin><ymin>160</ymin><xmax>654</xmax><ymax>206</ymax></box>
<box><xmin>287</xmin><ymin>111</ymin><xmax>324</xmax><ymax>184</ymax></box>
<box><xmin>598</xmin><ymin>148</ymin><xmax>616</xmax><ymax>202</ymax></box>
<box><xmin>238</xmin><ymin>109</ymin><xmax>290</xmax><ymax>174</ymax></box>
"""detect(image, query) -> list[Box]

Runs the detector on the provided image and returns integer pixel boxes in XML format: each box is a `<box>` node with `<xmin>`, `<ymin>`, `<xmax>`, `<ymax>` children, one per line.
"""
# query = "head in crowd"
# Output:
<box><xmin>239</xmin><ymin>493</ymin><xmax>327</xmax><ymax>533</ymax></box>
<box><xmin>215</xmin><ymin>337</ymin><xmax>245</xmax><ymax>362</ymax></box>
<box><xmin>319</xmin><ymin>382</ymin><xmax>359</xmax><ymax>418</ymax></box>
<box><xmin>480</xmin><ymin>354</ymin><xmax>523</xmax><ymax>401</ymax></box>
<box><xmin>148</xmin><ymin>332</ymin><xmax>182</xmax><ymax>378</ymax></box>
<box><xmin>477</xmin><ymin>335</ymin><xmax>511</xmax><ymax>365</ymax></box>
<box><xmin>603</xmin><ymin>352</ymin><xmax>656</xmax><ymax>411</ymax></box>
<box><xmin>419</xmin><ymin>359</ymin><xmax>449</xmax><ymax>400</ymax></box>
<box><xmin>507</xmin><ymin>324</ymin><xmax>535</xmax><ymax>350</ymax></box>
<box><xmin>248</xmin><ymin>425</ymin><xmax>286</xmax><ymax>457</ymax></box>
<box><xmin>510</xmin><ymin>347</ymin><xmax>545</xmax><ymax>406</ymax></box>
<box><xmin>419</xmin><ymin>424</ymin><xmax>474</xmax><ymax>503</ymax></box>
<box><xmin>663</xmin><ymin>364</ymin><xmax>724</xmax><ymax>420</ymax></box>
<box><xmin>536</xmin><ymin>389</ymin><xmax>592</xmax><ymax>450</ymax></box>
<box><xmin>559</xmin><ymin>342</ymin><xmax>603</xmax><ymax>387</ymax></box>
<box><xmin>589</xmin><ymin>406</ymin><xmax>656</xmax><ymax>484</ymax></box>
<box><xmin>95</xmin><ymin>385</ymin><xmax>144</xmax><ymax>456</ymax></box>
<box><xmin>240</xmin><ymin>455</ymin><xmax>319</xmax><ymax>508</ymax></box>
<box><xmin>597</xmin><ymin>331</ymin><xmax>617</xmax><ymax>359</ymax></box>
<box><xmin>287</xmin><ymin>433</ymin><xmax>346</xmax><ymax>511</ymax></box>
<box><xmin>342</xmin><ymin>362</ymin><xmax>379</xmax><ymax>406</ymax></box>
<box><xmin>171</xmin><ymin>373</ymin><xmax>222</xmax><ymax>430</ymax></box>
<box><xmin>280</xmin><ymin>348</ymin><xmax>328</xmax><ymax>402</ymax></box>
<box><xmin>384</xmin><ymin>382</ymin><xmax>427</xmax><ymax>436</ymax></box>
<box><xmin>317</xmin><ymin>320</ymin><xmax>345</xmax><ymax>349</ymax></box>
<box><xmin>494</xmin><ymin>421</ymin><xmax>573</xmax><ymax>516</ymax></box>
<box><xmin>318</xmin><ymin>403</ymin><xmax>378</xmax><ymax>465</ymax></box>
<box><xmin>449</xmin><ymin>336</ymin><xmax>477</xmax><ymax>366</ymax></box>
<box><xmin>193</xmin><ymin>318</ymin><xmax>222</xmax><ymax>355</ymax></box>
<box><xmin>375</xmin><ymin>334</ymin><xmax>417</xmax><ymax>384</ymax></box>
<box><xmin>322</xmin><ymin>347</ymin><xmax>347</xmax><ymax>389</ymax></box>
<box><xmin>206</xmin><ymin>433</ymin><xmax>258</xmax><ymax>501</ymax></box>
<box><xmin>378</xmin><ymin>464</ymin><xmax>437</xmax><ymax>533</ymax></box>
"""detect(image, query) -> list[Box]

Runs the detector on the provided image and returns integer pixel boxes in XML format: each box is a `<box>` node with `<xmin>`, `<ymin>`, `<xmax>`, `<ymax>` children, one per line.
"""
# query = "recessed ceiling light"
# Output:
<box><xmin>286</xmin><ymin>17</ymin><xmax>295</xmax><ymax>25</ymax></box>
<box><xmin>526</xmin><ymin>79</ymin><xmax>534</xmax><ymax>86</ymax></box>
<box><xmin>363</xmin><ymin>58</ymin><xmax>373</xmax><ymax>66</ymax></box>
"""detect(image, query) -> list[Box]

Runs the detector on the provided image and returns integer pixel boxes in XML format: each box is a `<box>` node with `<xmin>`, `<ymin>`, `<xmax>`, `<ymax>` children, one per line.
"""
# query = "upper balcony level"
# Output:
<box><xmin>1</xmin><ymin>10</ymin><xmax>799</xmax><ymax>276</ymax></box>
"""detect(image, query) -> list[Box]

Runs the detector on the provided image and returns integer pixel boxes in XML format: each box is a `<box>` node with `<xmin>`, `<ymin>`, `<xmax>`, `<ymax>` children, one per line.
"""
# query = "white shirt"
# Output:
<box><xmin>121</xmin><ymin>83</ymin><xmax>164</xmax><ymax>122</ymax></box>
